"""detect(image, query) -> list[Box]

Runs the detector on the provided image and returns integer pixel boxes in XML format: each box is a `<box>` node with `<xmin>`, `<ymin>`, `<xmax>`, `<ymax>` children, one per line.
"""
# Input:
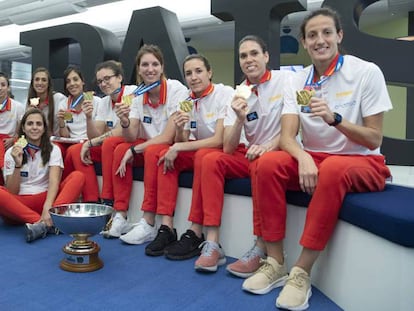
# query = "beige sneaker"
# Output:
<box><xmin>276</xmin><ymin>266</ymin><xmax>312</xmax><ymax>311</ymax></box>
<box><xmin>242</xmin><ymin>256</ymin><xmax>288</xmax><ymax>295</ymax></box>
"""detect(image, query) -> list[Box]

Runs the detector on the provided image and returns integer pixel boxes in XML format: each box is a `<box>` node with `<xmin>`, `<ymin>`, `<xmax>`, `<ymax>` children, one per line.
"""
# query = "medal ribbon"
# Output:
<box><xmin>133</xmin><ymin>80</ymin><xmax>161</xmax><ymax>97</ymax></box>
<box><xmin>304</xmin><ymin>53</ymin><xmax>343</xmax><ymax>90</ymax></box>
<box><xmin>246</xmin><ymin>70</ymin><xmax>272</xmax><ymax>95</ymax></box>
<box><xmin>143</xmin><ymin>79</ymin><xmax>167</xmax><ymax>109</ymax></box>
<box><xmin>0</xmin><ymin>97</ymin><xmax>11</xmax><ymax>112</ymax></box>
<box><xmin>111</xmin><ymin>85</ymin><xmax>125</xmax><ymax>109</ymax></box>
<box><xmin>68</xmin><ymin>94</ymin><xmax>84</xmax><ymax>113</ymax></box>
<box><xmin>24</xmin><ymin>143</ymin><xmax>40</xmax><ymax>160</ymax></box>
<box><xmin>190</xmin><ymin>83</ymin><xmax>215</xmax><ymax>110</ymax></box>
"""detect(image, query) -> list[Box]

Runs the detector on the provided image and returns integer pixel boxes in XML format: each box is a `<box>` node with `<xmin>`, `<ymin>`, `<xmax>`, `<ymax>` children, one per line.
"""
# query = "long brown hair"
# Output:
<box><xmin>18</xmin><ymin>108</ymin><xmax>53</xmax><ymax>166</ymax></box>
<box><xmin>26</xmin><ymin>67</ymin><xmax>56</xmax><ymax>132</ymax></box>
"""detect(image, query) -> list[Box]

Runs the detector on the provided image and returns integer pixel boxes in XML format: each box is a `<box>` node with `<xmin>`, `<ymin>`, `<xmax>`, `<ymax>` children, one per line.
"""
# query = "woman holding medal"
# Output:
<box><xmin>242</xmin><ymin>9</ymin><xmax>392</xmax><ymax>310</ymax></box>
<box><xmin>0</xmin><ymin>72</ymin><xmax>25</xmax><ymax>184</ymax></box>
<box><xmin>136</xmin><ymin>54</ymin><xmax>234</xmax><ymax>258</ymax></box>
<box><xmin>54</xmin><ymin>66</ymin><xmax>100</xmax><ymax>159</ymax></box>
<box><xmin>165</xmin><ymin>36</ymin><xmax>294</xmax><ymax>273</ymax></box>
<box><xmin>63</xmin><ymin>60</ymin><xmax>137</xmax><ymax>204</ymax></box>
<box><xmin>0</xmin><ymin>108</ymin><xmax>85</xmax><ymax>242</ymax></box>
<box><xmin>101</xmin><ymin>44</ymin><xmax>188</xmax><ymax>239</ymax></box>
<box><xmin>26</xmin><ymin>67</ymin><xmax>67</xmax><ymax>136</ymax></box>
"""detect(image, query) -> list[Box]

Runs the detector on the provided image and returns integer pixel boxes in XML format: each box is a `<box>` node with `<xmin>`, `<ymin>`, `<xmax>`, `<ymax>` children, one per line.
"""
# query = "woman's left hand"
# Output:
<box><xmin>309</xmin><ymin>97</ymin><xmax>336</xmax><ymax>124</ymax></box>
<box><xmin>41</xmin><ymin>206</ymin><xmax>53</xmax><ymax>227</ymax></box>
<box><xmin>158</xmin><ymin>146</ymin><xmax>178</xmax><ymax>174</ymax></box>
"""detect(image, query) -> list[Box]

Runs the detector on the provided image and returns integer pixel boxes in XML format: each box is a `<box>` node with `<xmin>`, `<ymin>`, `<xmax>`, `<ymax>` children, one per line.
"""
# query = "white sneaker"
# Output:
<box><xmin>102</xmin><ymin>213</ymin><xmax>132</xmax><ymax>238</ymax></box>
<box><xmin>119</xmin><ymin>218</ymin><xmax>157</xmax><ymax>245</ymax></box>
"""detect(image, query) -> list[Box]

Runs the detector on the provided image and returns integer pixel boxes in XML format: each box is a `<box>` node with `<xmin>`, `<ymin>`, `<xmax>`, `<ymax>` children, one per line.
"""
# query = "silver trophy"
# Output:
<box><xmin>49</xmin><ymin>203</ymin><xmax>113</xmax><ymax>272</ymax></box>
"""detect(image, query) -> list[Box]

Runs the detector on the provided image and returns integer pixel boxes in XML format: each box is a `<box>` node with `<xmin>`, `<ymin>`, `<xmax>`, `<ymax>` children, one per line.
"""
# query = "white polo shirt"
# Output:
<box><xmin>38</xmin><ymin>92</ymin><xmax>68</xmax><ymax>135</ymax></box>
<box><xmin>0</xmin><ymin>98</ymin><xmax>25</xmax><ymax>137</ymax></box>
<box><xmin>129</xmin><ymin>79</ymin><xmax>188</xmax><ymax>140</ymax></box>
<box><xmin>64</xmin><ymin>96</ymin><xmax>100</xmax><ymax>139</ymax></box>
<box><xmin>95</xmin><ymin>85</ymin><xmax>137</xmax><ymax>129</ymax></box>
<box><xmin>283</xmin><ymin>55</ymin><xmax>393</xmax><ymax>155</ymax></box>
<box><xmin>224</xmin><ymin>70</ymin><xmax>294</xmax><ymax>146</ymax></box>
<box><xmin>186</xmin><ymin>83</ymin><xmax>234</xmax><ymax>140</ymax></box>
<box><xmin>3</xmin><ymin>144</ymin><xmax>63</xmax><ymax>195</ymax></box>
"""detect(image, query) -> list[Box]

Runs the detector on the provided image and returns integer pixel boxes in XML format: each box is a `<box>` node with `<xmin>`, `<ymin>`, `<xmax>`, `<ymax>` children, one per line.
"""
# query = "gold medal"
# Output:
<box><xmin>15</xmin><ymin>135</ymin><xmax>28</xmax><ymax>148</ymax></box>
<box><xmin>63</xmin><ymin>111</ymin><xmax>73</xmax><ymax>121</ymax></box>
<box><xmin>83</xmin><ymin>91</ymin><xmax>94</xmax><ymax>101</ymax></box>
<box><xmin>122</xmin><ymin>95</ymin><xmax>132</xmax><ymax>107</ymax></box>
<box><xmin>235</xmin><ymin>84</ymin><xmax>253</xmax><ymax>100</ymax></box>
<box><xmin>30</xmin><ymin>97</ymin><xmax>40</xmax><ymax>107</ymax></box>
<box><xmin>179</xmin><ymin>100</ymin><xmax>193</xmax><ymax>113</ymax></box>
<box><xmin>296</xmin><ymin>89</ymin><xmax>315</xmax><ymax>106</ymax></box>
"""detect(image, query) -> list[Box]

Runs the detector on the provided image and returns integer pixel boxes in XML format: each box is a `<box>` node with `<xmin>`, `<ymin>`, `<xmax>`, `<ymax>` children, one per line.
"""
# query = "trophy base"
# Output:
<box><xmin>60</xmin><ymin>241</ymin><xmax>103</xmax><ymax>273</ymax></box>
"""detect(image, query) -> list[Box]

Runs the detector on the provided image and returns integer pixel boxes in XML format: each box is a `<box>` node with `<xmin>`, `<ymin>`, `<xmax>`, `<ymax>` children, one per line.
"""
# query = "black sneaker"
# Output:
<box><xmin>145</xmin><ymin>225</ymin><xmax>177</xmax><ymax>256</ymax></box>
<box><xmin>165</xmin><ymin>229</ymin><xmax>205</xmax><ymax>260</ymax></box>
<box><xmin>25</xmin><ymin>222</ymin><xmax>48</xmax><ymax>243</ymax></box>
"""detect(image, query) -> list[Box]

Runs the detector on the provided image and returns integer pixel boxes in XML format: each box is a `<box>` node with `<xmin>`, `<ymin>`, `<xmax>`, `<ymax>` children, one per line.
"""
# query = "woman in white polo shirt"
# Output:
<box><xmin>101</xmin><ymin>44</ymin><xmax>188</xmax><ymax>239</ymax></box>
<box><xmin>0</xmin><ymin>108</ymin><xmax>85</xmax><ymax>242</ymax></box>
<box><xmin>54</xmin><ymin>66</ymin><xmax>100</xmax><ymax>159</ymax></box>
<box><xmin>243</xmin><ymin>8</ymin><xmax>392</xmax><ymax>311</ymax></box>
<box><xmin>26</xmin><ymin>67</ymin><xmax>67</xmax><ymax>136</ymax></box>
<box><xmin>0</xmin><ymin>72</ymin><xmax>25</xmax><ymax>181</ymax></box>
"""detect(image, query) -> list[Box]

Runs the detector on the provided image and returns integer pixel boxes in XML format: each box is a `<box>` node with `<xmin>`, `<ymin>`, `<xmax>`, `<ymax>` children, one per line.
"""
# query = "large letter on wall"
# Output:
<box><xmin>20</xmin><ymin>23</ymin><xmax>121</xmax><ymax>91</ymax></box>
<box><xmin>325</xmin><ymin>0</ymin><xmax>414</xmax><ymax>165</ymax></box>
<box><xmin>211</xmin><ymin>0</ymin><xmax>305</xmax><ymax>84</ymax></box>
<box><xmin>119</xmin><ymin>6</ymin><xmax>188</xmax><ymax>84</ymax></box>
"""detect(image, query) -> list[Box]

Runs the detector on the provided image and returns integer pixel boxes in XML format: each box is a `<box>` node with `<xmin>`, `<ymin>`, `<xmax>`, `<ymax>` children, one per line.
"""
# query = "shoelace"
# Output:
<box><xmin>199</xmin><ymin>241</ymin><xmax>217</xmax><ymax>257</ymax></box>
<box><xmin>240</xmin><ymin>246</ymin><xmax>262</xmax><ymax>263</ymax></box>
<box><xmin>257</xmin><ymin>259</ymin><xmax>277</xmax><ymax>280</ymax></box>
<box><xmin>286</xmin><ymin>271</ymin><xmax>309</xmax><ymax>290</ymax></box>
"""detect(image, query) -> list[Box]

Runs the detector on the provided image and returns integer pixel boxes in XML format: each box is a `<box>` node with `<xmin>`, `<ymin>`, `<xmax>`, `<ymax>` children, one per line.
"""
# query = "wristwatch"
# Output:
<box><xmin>328</xmin><ymin>112</ymin><xmax>342</xmax><ymax>126</ymax></box>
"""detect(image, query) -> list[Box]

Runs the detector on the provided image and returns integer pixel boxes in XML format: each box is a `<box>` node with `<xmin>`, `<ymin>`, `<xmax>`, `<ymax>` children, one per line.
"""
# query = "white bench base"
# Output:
<box><xmin>98</xmin><ymin>177</ymin><xmax>414</xmax><ymax>311</ymax></box>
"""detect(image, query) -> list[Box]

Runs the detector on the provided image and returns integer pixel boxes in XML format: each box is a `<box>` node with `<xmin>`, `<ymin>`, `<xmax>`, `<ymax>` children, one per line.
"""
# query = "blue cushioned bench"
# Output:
<box><xmin>95</xmin><ymin>164</ymin><xmax>414</xmax><ymax>248</ymax></box>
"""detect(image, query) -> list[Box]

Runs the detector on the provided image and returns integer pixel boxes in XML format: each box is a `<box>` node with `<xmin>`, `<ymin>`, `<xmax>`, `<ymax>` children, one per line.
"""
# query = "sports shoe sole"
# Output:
<box><xmin>276</xmin><ymin>288</ymin><xmax>312</xmax><ymax>311</ymax></box>
<box><xmin>226</xmin><ymin>266</ymin><xmax>255</xmax><ymax>278</ymax></box>
<box><xmin>165</xmin><ymin>247</ymin><xmax>202</xmax><ymax>260</ymax></box>
<box><xmin>145</xmin><ymin>248</ymin><xmax>167</xmax><ymax>256</ymax></box>
<box><xmin>194</xmin><ymin>257</ymin><xmax>227</xmax><ymax>272</ymax></box>
<box><xmin>120</xmin><ymin>235</ymin><xmax>155</xmax><ymax>245</ymax></box>
<box><xmin>242</xmin><ymin>274</ymin><xmax>288</xmax><ymax>295</ymax></box>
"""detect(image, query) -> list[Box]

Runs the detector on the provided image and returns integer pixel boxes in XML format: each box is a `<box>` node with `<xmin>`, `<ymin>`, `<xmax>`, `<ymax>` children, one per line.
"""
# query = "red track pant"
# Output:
<box><xmin>111</xmin><ymin>139</ymin><xmax>145</xmax><ymax>211</ymax></box>
<box><xmin>143</xmin><ymin>145</ymin><xmax>220</xmax><ymax>216</ymax></box>
<box><xmin>63</xmin><ymin>143</ymin><xmax>102</xmax><ymax>202</ymax></box>
<box><xmin>187</xmin><ymin>145</ymin><xmax>260</xmax><ymax>229</ymax></box>
<box><xmin>255</xmin><ymin>151</ymin><xmax>391</xmax><ymax>250</ymax></box>
<box><xmin>0</xmin><ymin>171</ymin><xmax>85</xmax><ymax>224</ymax></box>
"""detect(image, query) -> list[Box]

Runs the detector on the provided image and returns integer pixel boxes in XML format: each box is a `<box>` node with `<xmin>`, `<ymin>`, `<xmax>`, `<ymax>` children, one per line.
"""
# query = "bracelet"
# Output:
<box><xmin>88</xmin><ymin>140</ymin><xmax>93</xmax><ymax>148</ymax></box>
<box><xmin>130</xmin><ymin>145</ymin><xmax>137</xmax><ymax>156</ymax></box>
<box><xmin>121</xmin><ymin>118</ymin><xmax>130</xmax><ymax>129</ymax></box>
<box><xmin>15</xmin><ymin>165</ymin><xmax>22</xmax><ymax>169</ymax></box>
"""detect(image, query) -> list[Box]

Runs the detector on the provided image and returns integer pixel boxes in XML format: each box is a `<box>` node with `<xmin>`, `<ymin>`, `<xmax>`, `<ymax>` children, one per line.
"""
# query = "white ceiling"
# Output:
<box><xmin>0</xmin><ymin>0</ymin><xmax>414</xmax><ymax>61</ymax></box>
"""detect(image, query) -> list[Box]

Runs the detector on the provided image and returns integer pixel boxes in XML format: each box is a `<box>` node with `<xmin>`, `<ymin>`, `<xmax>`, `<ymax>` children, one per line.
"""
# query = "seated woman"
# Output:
<box><xmin>0</xmin><ymin>72</ymin><xmax>25</xmax><ymax>185</ymax></box>
<box><xmin>26</xmin><ymin>67</ymin><xmax>67</xmax><ymax>136</ymax></box>
<box><xmin>102</xmin><ymin>44</ymin><xmax>188</xmax><ymax>239</ymax></box>
<box><xmin>54</xmin><ymin>66</ymin><xmax>100</xmax><ymax>159</ymax></box>
<box><xmin>138</xmin><ymin>54</ymin><xmax>234</xmax><ymax>257</ymax></box>
<box><xmin>0</xmin><ymin>108</ymin><xmax>85</xmax><ymax>242</ymax></box>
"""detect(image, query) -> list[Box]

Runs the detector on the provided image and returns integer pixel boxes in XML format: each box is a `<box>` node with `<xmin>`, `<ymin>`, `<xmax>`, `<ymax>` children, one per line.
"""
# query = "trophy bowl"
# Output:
<box><xmin>49</xmin><ymin>203</ymin><xmax>113</xmax><ymax>273</ymax></box>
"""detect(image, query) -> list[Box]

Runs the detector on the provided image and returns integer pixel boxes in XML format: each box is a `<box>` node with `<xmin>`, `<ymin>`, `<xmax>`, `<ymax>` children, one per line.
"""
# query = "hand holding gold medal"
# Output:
<box><xmin>15</xmin><ymin>135</ymin><xmax>28</xmax><ymax>148</ymax></box>
<box><xmin>63</xmin><ymin>111</ymin><xmax>73</xmax><ymax>121</ymax></box>
<box><xmin>296</xmin><ymin>89</ymin><xmax>316</xmax><ymax>113</ymax></box>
